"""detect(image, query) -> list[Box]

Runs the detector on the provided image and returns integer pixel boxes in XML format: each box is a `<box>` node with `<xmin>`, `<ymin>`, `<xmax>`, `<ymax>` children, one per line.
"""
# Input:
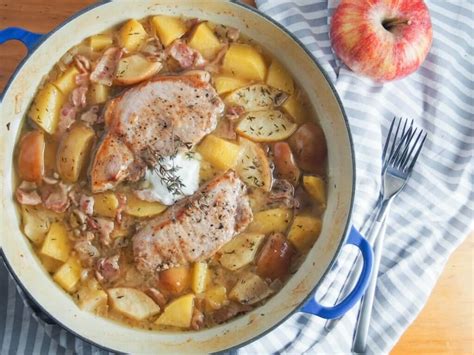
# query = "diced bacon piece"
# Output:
<box><xmin>80</xmin><ymin>194</ymin><xmax>94</xmax><ymax>215</ymax></box>
<box><xmin>90</xmin><ymin>47</ymin><xmax>123</xmax><ymax>86</ymax></box>
<box><xmin>167</xmin><ymin>40</ymin><xmax>207</xmax><ymax>69</ymax></box>
<box><xmin>71</xmin><ymin>86</ymin><xmax>88</xmax><ymax>109</ymax></box>
<box><xmin>80</xmin><ymin>105</ymin><xmax>100</xmax><ymax>126</ymax></box>
<box><xmin>74</xmin><ymin>55</ymin><xmax>91</xmax><ymax>73</ymax></box>
<box><xmin>15</xmin><ymin>183</ymin><xmax>41</xmax><ymax>205</ymax></box>
<box><xmin>96</xmin><ymin>255</ymin><xmax>121</xmax><ymax>283</ymax></box>
<box><xmin>56</xmin><ymin>103</ymin><xmax>77</xmax><ymax>137</ymax></box>
<box><xmin>41</xmin><ymin>182</ymin><xmax>71</xmax><ymax>213</ymax></box>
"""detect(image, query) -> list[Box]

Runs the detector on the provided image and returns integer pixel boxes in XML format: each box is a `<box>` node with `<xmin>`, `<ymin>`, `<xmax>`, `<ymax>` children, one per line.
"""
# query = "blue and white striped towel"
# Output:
<box><xmin>1</xmin><ymin>1</ymin><xmax>473</xmax><ymax>354</ymax></box>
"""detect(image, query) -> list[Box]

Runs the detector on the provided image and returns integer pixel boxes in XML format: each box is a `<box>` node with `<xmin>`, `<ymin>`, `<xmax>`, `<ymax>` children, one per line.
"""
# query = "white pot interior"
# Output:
<box><xmin>0</xmin><ymin>1</ymin><xmax>354</xmax><ymax>353</ymax></box>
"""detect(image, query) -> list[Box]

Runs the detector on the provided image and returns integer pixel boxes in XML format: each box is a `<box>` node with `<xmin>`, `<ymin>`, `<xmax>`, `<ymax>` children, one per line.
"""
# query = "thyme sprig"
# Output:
<box><xmin>145</xmin><ymin>148</ymin><xmax>185</xmax><ymax>196</ymax></box>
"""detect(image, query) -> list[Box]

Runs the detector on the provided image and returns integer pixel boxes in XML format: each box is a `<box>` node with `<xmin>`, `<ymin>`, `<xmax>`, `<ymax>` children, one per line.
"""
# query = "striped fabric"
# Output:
<box><xmin>1</xmin><ymin>1</ymin><xmax>473</xmax><ymax>354</ymax></box>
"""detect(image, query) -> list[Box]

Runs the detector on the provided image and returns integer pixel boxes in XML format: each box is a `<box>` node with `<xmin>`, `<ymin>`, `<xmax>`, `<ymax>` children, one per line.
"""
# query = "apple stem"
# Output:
<box><xmin>382</xmin><ymin>18</ymin><xmax>411</xmax><ymax>31</ymax></box>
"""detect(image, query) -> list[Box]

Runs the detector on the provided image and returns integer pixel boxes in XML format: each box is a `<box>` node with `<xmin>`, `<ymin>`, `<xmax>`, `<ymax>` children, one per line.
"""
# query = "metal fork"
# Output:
<box><xmin>324</xmin><ymin>118</ymin><xmax>427</xmax><ymax>333</ymax></box>
<box><xmin>350</xmin><ymin>117</ymin><xmax>427</xmax><ymax>353</ymax></box>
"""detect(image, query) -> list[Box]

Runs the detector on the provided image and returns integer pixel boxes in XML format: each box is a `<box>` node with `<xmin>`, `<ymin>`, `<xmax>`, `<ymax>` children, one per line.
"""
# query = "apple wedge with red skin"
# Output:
<box><xmin>330</xmin><ymin>0</ymin><xmax>433</xmax><ymax>82</ymax></box>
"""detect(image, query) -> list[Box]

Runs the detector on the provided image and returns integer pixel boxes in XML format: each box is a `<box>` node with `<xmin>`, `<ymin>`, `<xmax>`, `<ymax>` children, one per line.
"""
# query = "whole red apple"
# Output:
<box><xmin>330</xmin><ymin>0</ymin><xmax>433</xmax><ymax>82</ymax></box>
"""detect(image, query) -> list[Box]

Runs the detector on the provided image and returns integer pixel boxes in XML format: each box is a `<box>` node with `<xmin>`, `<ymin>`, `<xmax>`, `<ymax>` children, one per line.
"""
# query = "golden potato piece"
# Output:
<box><xmin>213</xmin><ymin>75</ymin><xmax>249</xmax><ymax>95</ymax></box>
<box><xmin>118</xmin><ymin>19</ymin><xmax>148</xmax><ymax>52</ymax></box>
<box><xmin>222</xmin><ymin>43</ymin><xmax>267</xmax><ymax>81</ymax></box>
<box><xmin>57</xmin><ymin>123</ymin><xmax>95</xmax><ymax>182</ymax></box>
<box><xmin>205</xmin><ymin>286</ymin><xmax>228</xmax><ymax>311</ymax></box>
<box><xmin>93</xmin><ymin>192</ymin><xmax>119</xmax><ymax>218</ymax></box>
<box><xmin>288</xmin><ymin>215</ymin><xmax>322</xmax><ymax>252</ymax></box>
<box><xmin>89</xmin><ymin>34</ymin><xmax>113</xmax><ymax>51</ymax></box>
<box><xmin>114</xmin><ymin>54</ymin><xmax>162</xmax><ymax>86</ymax></box>
<box><xmin>282</xmin><ymin>94</ymin><xmax>309</xmax><ymax>125</ymax></box>
<box><xmin>236</xmin><ymin>110</ymin><xmax>297</xmax><ymax>142</ymax></box>
<box><xmin>191</xmin><ymin>262</ymin><xmax>208</xmax><ymax>294</ymax></box>
<box><xmin>155</xmin><ymin>294</ymin><xmax>195</xmax><ymax>328</ymax></box>
<box><xmin>236</xmin><ymin>137</ymin><xmax>272</xmax><ymax>191</ymax></box>
<box><xmin>87</xmin><ymin>84</ymin><xmax>110</xmax><ymax>105</ymax></box>
<box><xmin>303</xmin><ymin>175</ymin><xmax>326</xmax><ymax>207</ymax></box>
<box><xmin>229</xmin><ymin>272</ymin><xmax>273</xmax><ymax>305</ymax></box>
<box><xmin>108</xmin><ymin>288</ymin><xmax>160</xmax><ymax>321</ymax></box>
<box><xmin>199</xmin><ymin>159</ymin><xmax>219</xmax><ymax>184</ymax></box>
<box><xmin>21</xmin><ymin>205</ymin><xmax>63</xmax><ymax>245</ymax></box>
<box><xmin>188</xmin><ymin>22</ymin><xmax>222</xmax><ymax>59</ymax></box>
<box><xmin>53</xmin><ymin>66</ymin><xmax>80</xmax><ymax>96</ymax></box>
<box><xmin>151</xmin><ymin>15</ymin><xmax>187</xmax><ymax>47</ymax></box>
<box><xmin>224</xmin><ymin>84</ymin><xmax>282</xmax><ymax>111</ymax></box>
<box><xmin>266</xmin><ymin>59</ymin><xmax>294</xmax><ymax>94</ymax></box>
<box><xmin>247</xmin><ymin>208</ymin><xmax>293</xmax><ymax>235</ymax></box>
<box><xmin>28</xmin><ymin>83</ymin><xmax>65</xmax><ymax>135</ymax></box>
<box><xmin>197</xmin><ymin>135</ymin><xmax>241</xmax><ymax>171</ymax></box>
<box><xmin>78</xmin><ymin>289</ymin><xmax>108</xmax><ymax>314</ymax></box>
<box><xmin>40</xmin><ymin>222</ymin><xmax>71</xmax><ymax>262</ymax></box>
<box><xmin>218</xmin><ymin>233</ymin><xmax>265</xmax><ymax>271</ymax></box>
<box><xmin>125</xmin><ymin>193</ymin><xmax>167</xmax><ymax>217</ymax></box>
<box><xmin>53</xmin><ymin>256</ymin><xmax>82</xmax><ymax>293</ymax></box>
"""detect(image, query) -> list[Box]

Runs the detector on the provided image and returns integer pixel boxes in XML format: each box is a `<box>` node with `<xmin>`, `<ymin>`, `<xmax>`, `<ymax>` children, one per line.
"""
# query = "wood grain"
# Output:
<box><xmin>0</xmin><ymin>1</ymin><xmax>472</xmax><ymax>353</ymax></box>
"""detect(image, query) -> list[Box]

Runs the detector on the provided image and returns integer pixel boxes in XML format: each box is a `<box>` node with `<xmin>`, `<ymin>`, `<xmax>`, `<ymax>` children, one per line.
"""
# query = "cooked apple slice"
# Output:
<box><xmin>108</xmin><ymin>287</ymin><xmax>160</xmax><ymax>321</ymax></box>
<box><xmin>218</xmin><ymin>233</ymin><xmax>265</xmax><ymax>271</ymax></box>
<box><xmin>225</xmin><ymin>84</ymin><xmax>283</xmax><ymax>111</ymax></box>
<box><xmin>17</xmin><ymin>130</ymin><xmax>45</xmax><ymax>183</ymax></box>
<box><xmin>236</xmin><ymin>137</ymin><xmax>272</xmax><ymax>191</ymax></box>
<box><xmin>229</xmin><ymin>272</ymin><xmax>273</xmax><ymax>305</ymax></box>
<box><xmin>114</xmin><ymin>54</ymin><xmax>162</xmax><ymax>86</ymax></box>
<box><xmin>236</xmin><ymin>110</ymin><xmax>297</xmax><ymax>142</ymax></box>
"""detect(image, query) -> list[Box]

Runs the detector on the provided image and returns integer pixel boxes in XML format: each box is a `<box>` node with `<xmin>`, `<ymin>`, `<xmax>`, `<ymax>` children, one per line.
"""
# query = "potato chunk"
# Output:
<box><xmin>213</xmin><ymin>75</ymin><xmax>248</xmax><ymax>95</ymax></box>
<box><xmin>21</xmin><ymin>205</ymin><xmax>63</xmax><ymax>245</ymax></box>
<box><xmin>77</xmin><ymin>279</ymin><xmax>108</xmax><ymax>314</ymax></box>
<box><xmin>303</xmin><ymin>175</ymin><xmax>326</xmax><ymax>207</ymax></box>
<box><xmin>89</xmin><ymin>34</ymin><xmax>113</xmax><ymax>51</ymax></box>
<box><xmin>114</xmin><ymin>54</ymin><xmax>162</xmax><ymax>86</ymax></box>
<box><xmin>188</xmin><ymin>22</ymin><xmax>222</xmax><ymax>59</ymax></box>
<box><xmin>222</xmin><ymin>44</ymin><xmax>267</xmax><ymax>81</ymax></box>
<box><xmin>247</xmin><ymin>208</ymin><xmax>293</xmax><ymax>235</ymax></box>
<box><xmin>236</xmin><ymin>138</ymin><xmax>272</xmax><ymax>191</ymax></box>
<box><xmin>219</xmin><ymin>233</ymin><xmax>265</xmax><ymax>271</ymax></box>
<box><xmin>108</xmin><ymin>288</ymin><xmax>160</xmax><ymax>321</ymax></box>
<box><xmin>39</xmin><ymin>254</ymin><xmax>63</xmax><ymax>273</ymax></box>
<box><xmin>197</xmin><ymin>135</ymin><xmax>241</xmax><ymax>170</ymax></box>
<box><xmin>125</xmin><ymin>193</ymin><xmax>166</xmax><ymax>217</ymax></box>
<box><xmin>28</xmin><ymin>83</ymin><xmax>65</xmax><ymax>134</ymax></box>
<box><xmin>53</xmin><ymin>66</ymin><xmax>80</xmax><ymax>96</ymax></box>
<box><xmin>205</xmin><ymin>286</ymin><xmax>228</xmax><ymax>311</ymax></box>
<box><xmin>229</xmin><ymin>272</ymin><xmax>273</xmax><ymax>305</ymax></box>
<box><xmin>118</xmin><ymin>19</ymin><xmax>147</xmax><ymax>52</ymax></box>
<box><xmin>236</xmin><ymin>110</ymin><xmax>297</xmax><ymax>143</ymax></box>
<box><xmin>151</xmin><ymin>15</ymin><xmax>187</xmax><ymax>47</ymax></box>
<box><xmin>155</xmin><ymin>294</ymin><xmax>195</xmax><ymax>328</ymax></box>
<box><xmin>266</xmin><ymin>59</ymin><xmax>294</xmax><ymax>94</ymax></box>
<box><xmin>93</xmin><ymin>192</ymin><xmax>119</xmax><ymax>218</ymax></box>
<box><xmin>191</xmin><ymin>262</ymin><xmax>208</xmax><ymax>294</ymax></box>
<box><xmin>287</xmin><ymin>215</ymin><xmax>322</xmax><ymax>252</ymax></box>
<box><xmin>53</xmin><ymin>256</ymin><xmax>82</xmax><ymax>293</ymax></box>
<box><xmin>87</xmin><ymin>84</ymin><xmax>110</xmax><ymax>105</ymax></box>
<box><xmin>225</xmin><ymin>84</ymin><xmax>281</xmax><ymax>111</ymax></box>
<box><xmin>57</xmin><ymin>123</ymin><xmax>95</xmax><ymax>182</ymax></box>
<box><xmin>282</xmin><ymin>94</ymin><xmax>308</xmax><ymax>125</ymax></box>
<box><xmin>40</xmin><ymin>222</ymin><xmax>71</xmax><ymax>262</ymax></box>
<box><xmin>17</xmin><ymin>130</ymin><xmax>45</xmax><ymax>183</ymax></box>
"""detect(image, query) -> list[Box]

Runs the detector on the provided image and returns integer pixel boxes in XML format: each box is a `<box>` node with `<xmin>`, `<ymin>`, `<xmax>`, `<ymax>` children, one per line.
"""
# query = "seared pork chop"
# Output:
<box><xmin>133</xmin><ymin>170</ymin><xmax>253</xmax><ymax>273</ymax></box>
<box><xmin>90</xmin><ymin>72</ymin><xmax>224</xmax><ymax>192</ymax></box>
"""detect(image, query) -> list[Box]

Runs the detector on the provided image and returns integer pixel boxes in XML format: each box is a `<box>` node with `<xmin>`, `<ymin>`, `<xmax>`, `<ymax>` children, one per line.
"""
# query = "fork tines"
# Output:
<box><xmin>383</xmin><ymin>117</ymin><xmax>427</xmax><ymax>174</ymax></box>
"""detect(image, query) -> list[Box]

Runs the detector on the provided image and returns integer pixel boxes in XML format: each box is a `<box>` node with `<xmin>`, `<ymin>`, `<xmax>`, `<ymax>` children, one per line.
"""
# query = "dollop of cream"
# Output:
<box><xmin>137</xmin><ymin>152</ymin><xmax>201</xmax><ymax>206</ymax></box>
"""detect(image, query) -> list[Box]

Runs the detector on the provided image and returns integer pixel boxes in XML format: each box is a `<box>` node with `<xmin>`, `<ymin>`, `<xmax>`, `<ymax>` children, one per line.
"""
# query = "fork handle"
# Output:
<box><xmin>352</xmin><ymin>216</ymin><xmax>388</xmax><ymax>353</ymax></box>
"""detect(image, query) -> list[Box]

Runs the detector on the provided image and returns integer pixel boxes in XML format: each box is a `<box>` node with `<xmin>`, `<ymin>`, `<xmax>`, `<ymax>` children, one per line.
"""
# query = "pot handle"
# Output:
<box><xmin>0</xmin><ymin>27</ymin><xmax>43</xmax><ymax>53</ymax></box>
<box><xmin>300</xmin><ymin>226</ymin><xmax>373</xmax><ymax>319</ymax></box>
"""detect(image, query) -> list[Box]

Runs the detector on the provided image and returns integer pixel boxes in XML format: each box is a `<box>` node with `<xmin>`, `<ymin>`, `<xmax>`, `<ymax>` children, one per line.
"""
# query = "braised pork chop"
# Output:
<box><xmin>90</xmin><ymin>72</ymin><xmax>224</xmax><ymax>192</ymax></box>
<box><xmin>133</xmin><ymin>170</ymin><xmax>253</xmax><ymax>273</ymax></box>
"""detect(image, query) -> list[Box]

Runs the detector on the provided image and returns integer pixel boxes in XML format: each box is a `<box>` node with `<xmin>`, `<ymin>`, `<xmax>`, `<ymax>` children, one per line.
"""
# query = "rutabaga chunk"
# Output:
<box><xmin>108</xmin><ymin>287</ymin><xmax>160</xmax><ymax>321</ymax></box>
<box><xmin>236</xmin><ymin>138</ymin><xmax>272</xmax><ymax>191</ymax></box>
<box><xmin>229</xmin><ymin>272</ymin><xmax>273</xmax><ymax>305</ymax></box>
<box><xmin>225</xmin><ymin>84</ymin><xmax>283</xmax><ymax>111</ymax></box>
<box><xmin>236</xmin><ymin>110</ymin><xmax>297</xmax><ymax>143</ymax></box>
<box><xmin>219</xmin><ymin>233</ymin><xmax>265</xmax><ymax>271</ymax></box>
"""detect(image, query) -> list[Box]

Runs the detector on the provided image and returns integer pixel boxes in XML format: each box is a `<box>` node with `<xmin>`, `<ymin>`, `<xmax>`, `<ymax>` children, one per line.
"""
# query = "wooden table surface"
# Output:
<box><xmin>1</xmin><ymin>1</ymin><xmax>472</xmax><ymax>353</ymax></box>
